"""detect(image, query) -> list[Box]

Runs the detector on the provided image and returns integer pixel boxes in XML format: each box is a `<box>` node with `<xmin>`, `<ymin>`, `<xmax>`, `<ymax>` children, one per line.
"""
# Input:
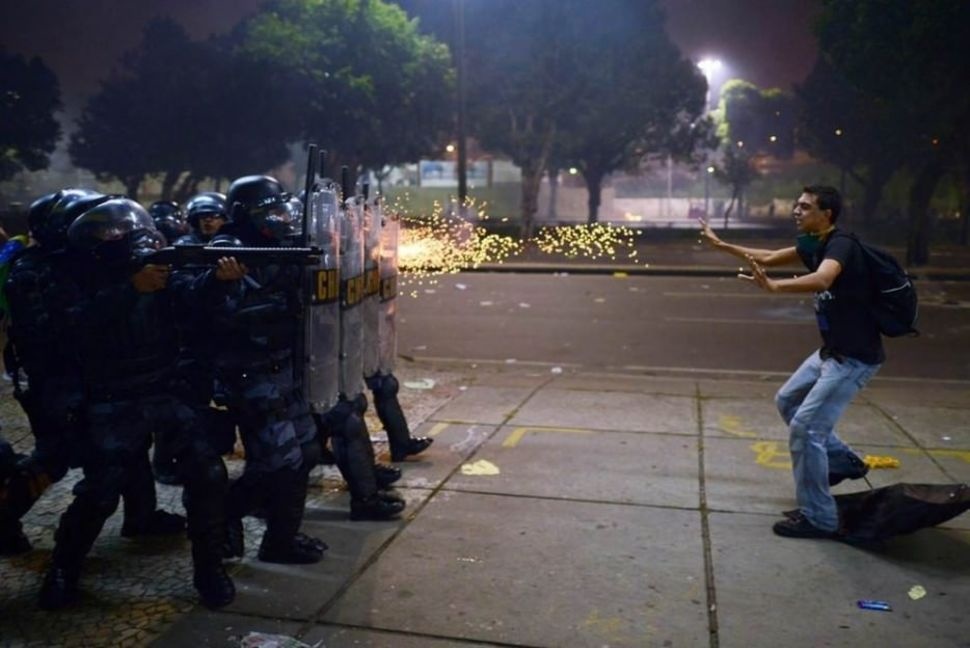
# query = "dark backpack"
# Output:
<box><xmin>836</xmin><ymin>232</ymin><xmax>919</xmax><ymax>337</ymax></box>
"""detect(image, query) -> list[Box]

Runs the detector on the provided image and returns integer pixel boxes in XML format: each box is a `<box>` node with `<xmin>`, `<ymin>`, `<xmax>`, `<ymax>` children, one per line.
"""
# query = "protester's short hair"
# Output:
<box><xmin>803</xmin><ymin>185</ymin><xmax>842</xmax><ymax>223</ymax></box>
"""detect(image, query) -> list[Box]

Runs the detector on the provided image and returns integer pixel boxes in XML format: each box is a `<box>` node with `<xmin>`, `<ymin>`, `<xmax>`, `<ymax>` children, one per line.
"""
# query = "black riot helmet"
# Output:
<box><xmin>29</xmin><ymin>188</ymin><xmax>109</xmax><ymax>250</ymax></box>
<box><xmin>185</xmin><ymin>192</ymin><xmax>227</xmax><ymax>228</ymax></box>
<box><xmin>148</xmin><ymin>200</ymin><xmax>187</xmax><ymax>244</ymax></box>
<box><xmin>68</xmin><ymin>198</ymin><xmax>159</xmax><ymax>265</ymax></box>
<box><xmin>225</xmin><ymin>175</ymin><xmax>298</xmax><ymax>241</ymax></box>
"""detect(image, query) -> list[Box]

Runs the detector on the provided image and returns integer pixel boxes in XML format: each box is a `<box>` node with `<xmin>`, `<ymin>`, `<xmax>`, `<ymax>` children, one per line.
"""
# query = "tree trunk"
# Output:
<box><xmin>160</xmin><ymin>170</ymin><xmax>181</xmax><ymax>202</ymax></box>
<box><xmin>520</xmin><ymin>162</ymin><xmax>543</xmax><ymax>239</ymax></box>
<box><xmin>905</xmin><ymin>159</ymin><xmax>944</xmax><ymax>266</ymax></box>
<box><xmin>584</xmin><ymin>168</ymin><xmax>604</xmax><ymax>224</ymax></box>
<box><xmin>546</xmin><ymin>168</ymin><xmax>558</xmax><ymax>221</ymax></box>
<box><xmin>125</xmin><ymin>176</ymin><xmax>143</xmax><ymax>201</ymax></box>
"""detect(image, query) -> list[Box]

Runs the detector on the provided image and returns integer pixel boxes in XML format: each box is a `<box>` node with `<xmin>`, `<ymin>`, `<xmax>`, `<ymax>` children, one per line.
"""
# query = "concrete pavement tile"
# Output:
<box><xmin>150</xmin><ymin>612</ymin><xmax>302</xmax><ymax>647</ymax></box>
<box><xmin>702</xmin><ymin>437</ymin><xmax>797</xmax><ymax>515</ymax></box>
<box><xmin>702</xmin><ymin>398</ymin><xmax>913</xmax><ymax>446</ymax></box>
<box><xmin>709</xmin><ymin>511</ymin><xmax>970</xmax><ymax>648</ymax></box>
<box><xmin>429</xmin><ymin>385</ymin><xmax>535</xmax><ymax>425</ymax></box>
<box><xmin>873</xmin><ymin>403</ymin><xmax>970</xmax><ymax>448</ymax></box>
<box><xmin>391</xmin><ymin>421</ymin><xmax>498</xmax><ymax>490</ymax></box>
<box><xmin>698</xmin><ymin>378</ymin><xmax>784</xmax><ymax>399</ymax></box>
<box><xmin>322</xmin><ymin>492</ymin><xmax>710</xmax><ymax>647</ymax></box>
<box><xmin>303</xmin><ymin>624</ymin><xmax>509</xmax><ymax>647</ymax></box>
<box><xmin>509</xmin><ymin>388</ymin><xmax>697</xmax><ymax>435</ymax></box>
<box><xmin>552</xmin><ymin>372</ymin><xmax>698</xmax><ymax>396</ymax></box>
<box><xmin>442</xmin><ymin>426</ymin><xmax>699</xmax><ymax>508</ymax></box>
<box><xmin>863</xmin><ymin>382</ymin><xmax>970</xmax><ymax>408</ymax></box>
<box><xmin>222</xmin><ymin>513</ymin><xmax>404</xmax><ymax>620</ymax></box>
<box><xmin>466</xmin><ymin>370</ymin><xmax>552</xmax><ymax>388</ymax></box>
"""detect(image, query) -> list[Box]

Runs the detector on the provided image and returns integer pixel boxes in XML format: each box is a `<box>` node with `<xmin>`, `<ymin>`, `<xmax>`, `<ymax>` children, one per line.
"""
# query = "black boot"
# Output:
<box><xmin>350</xmin><ymin>491</ymin><xmax>406</xmax><ymax>521</ymax></box>
<box><xmin>367</xmin><ymin>373</ymin><xmax>433</xmax><ymax>461</ymax></box>
<box><xmin>39</xmin><ymin>497</ymin><xmax>113</xmax><ymax>610</ymax></box>
<box><xmin>257</xmin><ymin>468</ymin><xmax>326</xmax><ymax>564</ymax></box>
<box><xmin>329</xmin><ymin>403</ymin><xmax>406</xmax><ymax>521</ymax></box>
<box><xmin>0</xmin><ymin>519</ymin><xmax>31</xmax><ymax>555</ymax></box>
<box><xmin>120</xmin><ymin>450</ymin><xmax>185</xmax><ymax>537</ymax></box>
<box><xmin>375</xmin><ymin>463</ymin><xmax>402</xmax><ymax>488</ymax></box>
<box><xmin>183</xmin><ymin>457</ymin><xmax>235</xmax><ymax>608</ymax></box>
<box><xmin>120</xmin><ymin>510</ymin><xmax>186</xmax><ymax>538</ymax></box>
<box><xmin>221</xmin><ymin>471</ymin><xmax>266</xmax><ymax>559</ymax></box>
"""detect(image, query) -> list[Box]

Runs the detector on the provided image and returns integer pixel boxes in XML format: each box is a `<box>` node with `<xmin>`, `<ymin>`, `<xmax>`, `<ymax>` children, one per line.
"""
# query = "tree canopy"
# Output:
<box><xmin>814</xmin><ymin>0</ymin><xmax>970</xmax><ymax>264</ymax></box>
<box><xmin>236</xmin><ymin>0</ymin><xmax>454</xmax><ymax>183</ymax></box>
<box><xmin>0</xmin><ymin>48</ymin><xmax>61</xmax><ymax>183</ymax></box>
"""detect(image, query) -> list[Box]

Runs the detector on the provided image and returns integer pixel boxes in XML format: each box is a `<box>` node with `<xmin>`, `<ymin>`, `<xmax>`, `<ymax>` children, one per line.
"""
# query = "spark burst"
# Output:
<box><xmin>387</xmin><ymin>195</ymin><xmax>644</xmax><ymax>297</ymax></box>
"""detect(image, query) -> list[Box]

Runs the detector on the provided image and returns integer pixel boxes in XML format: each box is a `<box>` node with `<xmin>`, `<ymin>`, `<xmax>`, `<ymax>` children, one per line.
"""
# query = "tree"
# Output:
<box><xmin>70</xmin><ymin>18</ymin><xmax>296</xmax><ymax>200</ymax></box>
<box><xmin>795</xmin><ymin>58</ymin><xmax>903</xmax><ymax>226</ymax></box>
<box><xmin>550</xmin><ymin>1</ymin><xmax>708</xmax><ymax>223</ymax></box>
<box><xmin>815</xmin><ymin>0</ymin><xmax>970</xmax><ymax>265</ymax></box>
<box><xmin>235</xmin><ymin>0</ymin><xmax>454</xmax><ymax>186</ymax></box>
<box><xmin>710</xmin><ymin>79</ymin><xmax>794</xmax><ymax>222</ymax></box>
<box><xmin>0</xmin><ymin>48</ymin><xmax>61</xmax><ymax>183</ymax></box>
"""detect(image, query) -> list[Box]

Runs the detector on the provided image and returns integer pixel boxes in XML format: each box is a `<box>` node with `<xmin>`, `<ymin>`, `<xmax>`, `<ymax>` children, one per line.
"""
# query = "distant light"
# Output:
<box><xmin>568</xmin><ymin>167</ymin><xmax>579</xmax><ymax>175</ymax></box>
<box><xmin>769</xmin><ymin>135</ymin><xmax>778</xmax><ymax>143</ymax></box>
<box><xmin>445</xmin><ymin>144</ymin><xmax>456</xmax><ymax>153</ymax></box>
<box><xmin>736</xmin><ymin>140</ymin><xmax>744</xmax><ymax>148</ymax></box>
<box><xmin>931</xmin><ymin>137</ymin><xmax>940</xmax><ymax>146</ymax></box>
<box><xmin>697</xmin><ymin>58</ymin><xmax>723</xmax><ymax>78</ymax></box>
<box><xmin>707</xmin><ymin>166</ymin><xmax>715</xmax><ymax>174</ymax></box>
<box><xmin>834</xmin><ymin>128</ymin><xmax>843</xmax><ymax>136</ymax></box>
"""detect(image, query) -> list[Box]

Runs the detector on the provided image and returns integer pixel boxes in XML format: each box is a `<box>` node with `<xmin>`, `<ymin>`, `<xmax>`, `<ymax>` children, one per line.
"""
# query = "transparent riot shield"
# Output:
<box><xmin>304</xmin><ymin>185</ymin><xmax>341</xmax><ymax>412</ymax></box>
<box><xmin>378</xmin><ymin>209</ymin><xmax>400</xmax><ymax>374</ymax></box>
<box><xmin>339</xmin><ymin>196</ymin><xmax>365</xmax><ymax>400</ymax></box>
<box><xmin>361</xmin><ymin>196</ymin><xmax>382</xmax><ymax>379</ymax></box>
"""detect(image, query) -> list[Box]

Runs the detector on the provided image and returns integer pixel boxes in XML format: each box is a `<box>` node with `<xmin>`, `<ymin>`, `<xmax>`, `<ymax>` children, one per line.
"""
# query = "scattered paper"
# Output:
<box><xmin>461</xmin><ymin>459</ymin><xmax>500</xmax><ymax>476</ymax></box>
<box><xmin>424</xmin><ymin>288</ymin><xmax>436</xmax><ymax>294</ymax></box>
<box><xmin>505</xmin><ymin>358</ymin><xmax>518</xmax><ymax>364</ymax></box>
<box><xmin>908</xmin><ymin>585</ymin><xmax>927</xmax><ymax>600</ymax></box>
<box><xmin>455</xmin><ymin>283</ymin><xmax>468</xmax><ymax>290</ymax></box>
<box><xmin>550</xmin><ymin>366</ymin><xmax>563</xmax><ymax>374</ymax></box>
<box><xmin>403</xmin><ymin>378</ymin><xmax>436</xmax><ymax>390</ymax></box>
<box><xmin>412</xmin><ymin>345</ymin><xmax>427</xmax><ymax>351</ymax></box>
<box><xmin>594</xmin><ymin>297</ymin><xmax>606</xmax><ymax>303</ymax></box>
<box><xmin>240</xmin><ymin>633</ymin><xmax>320</xmax><ymax>648</ymax></box>
<box><xmin>613</xmin><ymin>271</ymin><xmax>628</xmax><ymax>278</ymax></box>
<box><xmin>518</xmin><ymin>302</ymin><xmax>531</xmax><ymax>308</ymax></box>
<box><xmin>479</xmin><ymin>300</ymin><xmax>494</xmax><ymax>307</ymax></box>
<box><xmin>942</xmin><ymin>436</ymin><xmax>952</xmax><ymax>442</ymax></box>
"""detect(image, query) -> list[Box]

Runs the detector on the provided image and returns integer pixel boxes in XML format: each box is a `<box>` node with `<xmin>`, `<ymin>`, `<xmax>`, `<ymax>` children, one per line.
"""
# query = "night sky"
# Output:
<box><xmin>0</xmin><ymin>0</ymin><xmax>820</xmax><ymax>117</ymax></box>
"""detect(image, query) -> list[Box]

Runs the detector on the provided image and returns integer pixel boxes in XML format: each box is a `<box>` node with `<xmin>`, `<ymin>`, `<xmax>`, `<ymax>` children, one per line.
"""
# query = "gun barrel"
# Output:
<box><xmin>146</xmin><ymin>245</ymin><xmax>322</xmax><ymax>267</ymax></box>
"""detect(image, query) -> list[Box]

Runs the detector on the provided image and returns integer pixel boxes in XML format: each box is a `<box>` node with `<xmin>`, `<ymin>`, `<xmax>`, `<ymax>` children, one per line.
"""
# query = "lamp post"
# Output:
<box><xmin>454</xmin><ymin>0</ymin><xmax>467</xmax><ymax>215</ymax></box>
<box><xmin>704</xmin><ymin>165</ymin><xmax>714</xmax><ymax>217</ymax></box>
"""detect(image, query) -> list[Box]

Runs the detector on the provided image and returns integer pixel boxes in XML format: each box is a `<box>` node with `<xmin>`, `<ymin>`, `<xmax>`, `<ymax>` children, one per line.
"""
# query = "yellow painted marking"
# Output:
<box><xmin>750</xmin><ymin>441</ymin><xmax>792</xmax><ymax>469</ymax></box>
<box><xmin>460</xmin><ymin>459</ymin><xmax>500</xmax><ymax>476</ymax></box>
<box><xmin>718</xmin><ymin>415</ymin><xmax>757</xmax><ymax>438</ymax></box>
<box><xmin>502</xmin><ymin>426</ymin><xmax>593</xmax><ymax>449</ymax></box>
<box><xmin>583</xmin><ymin>609</ymin><xmax>628</xmax><ymax>642</ymax></box>
<box><xmin>862</xmin><ymin>454</ymin><xmax>900</xmax><ymax>469</ymax></box>
<box><xmin>427</xmin><ymin>422</ymin><xmax>450</xmax><ymax>437</ymax></box>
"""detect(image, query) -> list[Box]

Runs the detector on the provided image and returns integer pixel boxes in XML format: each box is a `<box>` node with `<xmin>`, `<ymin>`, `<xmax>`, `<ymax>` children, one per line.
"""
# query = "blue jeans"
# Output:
<box><xmin>775</xmin><ymin>350</ymin><xmax>881</xmax><ymax>531</ymax></box>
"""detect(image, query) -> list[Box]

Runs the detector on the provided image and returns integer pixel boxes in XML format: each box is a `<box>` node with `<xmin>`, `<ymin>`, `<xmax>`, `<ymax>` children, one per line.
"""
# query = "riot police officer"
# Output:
<box><xmin>0</xmin><ymin>190</ymin><xmax>184</xmax><ymax>557</ymax></box>
<box><xmin>211</xmin><ymin>175</ymin><xmax>326</xmax><ymax>564</ymax></box>
<box><xmin>37</xmin><ymin>198</ymin><xmax>235</xmax><ymax>610</ymax></box>
<box><xmin>175</xmin><ymin>192</ymin><xmax>228</xmax><ymax>246</ymax></box>
<box><xmin>148</xmin><ymin>200</ymin><xmax>189</xmax><ymax>245</ymax></box>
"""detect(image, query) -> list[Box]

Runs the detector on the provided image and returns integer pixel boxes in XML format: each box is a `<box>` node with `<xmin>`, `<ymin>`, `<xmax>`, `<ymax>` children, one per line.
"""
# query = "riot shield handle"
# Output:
<box><xmin>302</xmin><ymin>142</ymin><xmax>318</xmax><ymax>242</ymax></box>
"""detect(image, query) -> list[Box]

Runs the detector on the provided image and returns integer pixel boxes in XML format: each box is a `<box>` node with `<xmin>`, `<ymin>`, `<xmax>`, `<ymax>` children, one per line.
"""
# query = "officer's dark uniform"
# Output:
<box><xmin>208</xmin><ymin>175</ymin><xmax>325</xmax><ymax>564</ymax></box>
<box><xmin>0</xmin><ymin>191</ymin><xmax>182</xmax><ymax>556</ymax></box>
<box><xmin>38</xmin><ymin>198</ymin><xmax>234</xmax><ymax>610</ymax></box>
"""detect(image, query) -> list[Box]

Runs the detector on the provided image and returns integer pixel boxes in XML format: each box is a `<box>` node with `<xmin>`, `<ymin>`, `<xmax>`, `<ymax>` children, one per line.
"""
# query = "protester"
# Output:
<box><xmin>700</xmin><ymin>185</ymin><xmax>879</xmax><ymax>539</ymax></box>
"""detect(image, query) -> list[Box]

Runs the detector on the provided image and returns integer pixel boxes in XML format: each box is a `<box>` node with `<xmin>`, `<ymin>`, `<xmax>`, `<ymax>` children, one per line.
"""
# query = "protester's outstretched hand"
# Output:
<box><xmin>698</xmin><ymin>219</ymin><xmax>722</xmax><ymax>248</ymax></box>
<box><xmin>738</xmin><ymin>255</ymin><xmax>776</xmax><ymax>292</ymax></box>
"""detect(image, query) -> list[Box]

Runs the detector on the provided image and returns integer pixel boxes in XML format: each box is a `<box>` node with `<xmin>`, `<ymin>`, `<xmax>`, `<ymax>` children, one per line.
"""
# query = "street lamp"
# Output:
<box><xmin>704</xmin><ymin>165</ymin><xmax>715</xmax><ymax>217</ymax></box>
<box><xmin>697</xmin><ymin>58</ymin><xmax>723</xmax><ymax>111</ymax></box>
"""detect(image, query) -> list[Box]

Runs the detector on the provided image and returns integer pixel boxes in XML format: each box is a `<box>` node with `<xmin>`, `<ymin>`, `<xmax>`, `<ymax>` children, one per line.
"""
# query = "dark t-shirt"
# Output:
<box><xmin>798</xmin><ymin>229</ymin><xmax>885</xmax><ymax>365</ymax></box>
